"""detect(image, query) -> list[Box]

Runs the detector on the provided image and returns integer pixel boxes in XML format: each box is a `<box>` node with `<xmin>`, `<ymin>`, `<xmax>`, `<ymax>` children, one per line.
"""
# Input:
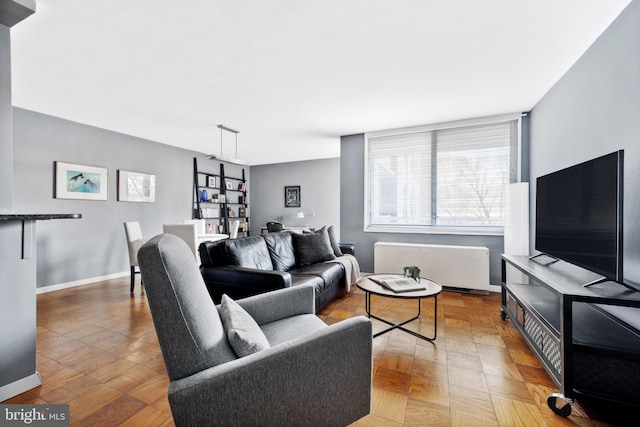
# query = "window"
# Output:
<box><xmin>365</xmin><ymin>116</ymin><xmax>520</xmax><ymax>234</ymax></box>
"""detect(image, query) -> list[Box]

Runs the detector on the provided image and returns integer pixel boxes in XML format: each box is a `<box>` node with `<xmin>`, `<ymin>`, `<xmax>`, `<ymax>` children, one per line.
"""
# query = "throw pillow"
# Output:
<box><xmin>327</xmin><ymin>225</ymin><xmax>344</xmax><ymax>257</ymax></box>
<box><xmin>292</xmin><ymin>226</ymin><xmax>336</xmax><ymax>266</ymax></box>
<box><xmin>219</xmin><ymin>294</ymin><xmax>271</xmax><ymax>357</ymax></box>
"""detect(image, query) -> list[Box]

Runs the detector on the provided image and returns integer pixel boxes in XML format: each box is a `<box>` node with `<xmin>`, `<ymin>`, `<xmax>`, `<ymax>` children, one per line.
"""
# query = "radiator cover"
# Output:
<box><xmin>373</xmin><ymin>242</ymin><xmax>490</xmax><ymax>292</ymax></box>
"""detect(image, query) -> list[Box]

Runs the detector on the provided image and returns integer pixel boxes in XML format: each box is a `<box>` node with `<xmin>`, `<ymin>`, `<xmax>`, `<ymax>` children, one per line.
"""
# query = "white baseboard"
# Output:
<box><xmin>0</xmin><ymin>372</ymin><xmax>42</xmax><ymax>402</ymax></box>
<box><xmin>36</xmin><ymin>271</ymin><xmax>129</xmax><ymax>294</ymax></box>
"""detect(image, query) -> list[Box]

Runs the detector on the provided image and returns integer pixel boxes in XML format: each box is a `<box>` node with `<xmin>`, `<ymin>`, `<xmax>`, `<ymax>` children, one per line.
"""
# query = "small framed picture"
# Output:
<box><xmin>207</xmin><ymin>176</ymin><xmax>216</xmax><ymax>188</ymax></box>
<box><xmin>285</xmin><ymin>185</ymin><xmax>301</xmax><ymax>208</ymax></box>
<box><xmin>118</xmin><ymin>170</ymin><xmax>156</xmax><ymax>202</ymax></box>
<box><xmin>226</xmin><ymin>182</ymin><xmax>233</xmax><ymax>190</ymax></box>
<box><xmin>219</xmin><ymin>194</ymin><xmax>226</xmax><ymax>203</ymax></box>
<box><xmin>55</xmin><ymin>161</ymin><xmax>108</xmax><ymax>200</ymax></box>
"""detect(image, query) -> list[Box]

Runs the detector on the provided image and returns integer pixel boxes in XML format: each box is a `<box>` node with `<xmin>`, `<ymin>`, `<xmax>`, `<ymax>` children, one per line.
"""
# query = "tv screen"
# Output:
<box><xmin>535</xmin><ymin>150</ymin><xmax>624</xmax><ymax>282</ymax></box>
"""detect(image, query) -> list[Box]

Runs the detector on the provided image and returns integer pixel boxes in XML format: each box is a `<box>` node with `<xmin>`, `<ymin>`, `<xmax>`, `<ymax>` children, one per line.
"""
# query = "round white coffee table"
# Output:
<box><xmin>356</xmin><ymin>274</ymin><xmax>442</xmax><ymax>341</ymax></box>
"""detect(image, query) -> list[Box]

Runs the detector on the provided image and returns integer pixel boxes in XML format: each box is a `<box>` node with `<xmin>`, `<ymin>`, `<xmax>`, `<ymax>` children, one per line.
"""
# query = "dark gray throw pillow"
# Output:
<box><xmin>293</xmin><ymin>226</ymin><xmax>336</xmax><ymax>266</ymax></box>
<box><xmin>327</xmin><ymin>225</ymin><xmax>344</xmax><ymax>257</ymax></box>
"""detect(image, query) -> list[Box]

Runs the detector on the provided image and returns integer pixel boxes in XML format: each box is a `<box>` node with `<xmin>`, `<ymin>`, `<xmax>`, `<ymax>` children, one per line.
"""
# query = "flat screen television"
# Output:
<box><xmin>535</xmin><ymin>150</ymin><xmax>624</xmax><ymax>283</ymax></box>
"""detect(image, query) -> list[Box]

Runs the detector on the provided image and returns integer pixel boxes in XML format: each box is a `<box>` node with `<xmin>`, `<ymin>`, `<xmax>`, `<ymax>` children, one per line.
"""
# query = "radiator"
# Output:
<box><xmin>373</xmin><ymin>242</ymin><xmax>490</xmax><ymax>292</ymax></box>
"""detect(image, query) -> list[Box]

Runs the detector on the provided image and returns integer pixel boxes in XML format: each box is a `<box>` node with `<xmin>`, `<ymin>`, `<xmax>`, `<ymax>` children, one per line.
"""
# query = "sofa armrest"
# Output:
<box><xmin>200</xmin><ymin>265</ymin><xmax>292</xmax><ymax>303</ymax></box>
<box><xmin>339</xmin><ymin>242</ymin><xmax>356</xmax><ymax>255</ymax></box>
<box><xmin>167</xmin><ymin>316</ymin><xmax>373</xmax><ymax>427</ymax></box>
<box><xmin>237</xmin><ymin>284</ymin><xmax>315</xmax><ymax>325</ymax></box>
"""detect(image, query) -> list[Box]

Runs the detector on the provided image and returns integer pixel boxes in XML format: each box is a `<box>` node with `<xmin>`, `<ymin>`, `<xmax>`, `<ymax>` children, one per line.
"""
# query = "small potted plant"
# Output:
<box><xmin>403</xmin><ymin>265</ymin><xmax>421</xmax><ymax>282</ymax></box>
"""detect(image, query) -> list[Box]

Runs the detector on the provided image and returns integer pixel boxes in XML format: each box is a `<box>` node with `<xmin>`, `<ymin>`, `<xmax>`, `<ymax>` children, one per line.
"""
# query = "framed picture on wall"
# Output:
<box><xmin>118</xmin><ymin>170</ymin><xmax>156</xmax><ymax>202</ymax></box>
<box><xmin>207</xmin><ymin>176</ymin><xmax>217</xmax><ymax>188</ymax></box>
<box><xmin>285</xmin><ymin>185</ymin><xmax>301</xmax><ymax>207</ymax></box>
<box><xmin>55</xmin><ymin>161</ymin><xmax>108</xmax><ymax>200</ymax></box>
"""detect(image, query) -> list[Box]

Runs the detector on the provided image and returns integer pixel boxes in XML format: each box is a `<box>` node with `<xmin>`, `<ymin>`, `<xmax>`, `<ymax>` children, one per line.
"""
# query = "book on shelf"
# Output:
<box><xmin>369</xmin><ymin>275</ymin><xmax>425</xmax><ymax>293</ymax></box>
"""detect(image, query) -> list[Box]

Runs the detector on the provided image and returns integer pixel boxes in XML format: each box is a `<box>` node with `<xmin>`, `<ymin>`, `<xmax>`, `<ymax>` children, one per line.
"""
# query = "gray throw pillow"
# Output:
<box><xmin>219</xmin><ymin>294</ymin><xmax>271</xmax><ymax>357</ymax></box>
<box><xmin>327</xmin><ymin>225</ymin><xmax>344</xmax><ymax>257</ymax></box>
<box><xmin>292</xmin><ymin>226</ymin><xmax>336</xmax><ymax>266</ymax></box>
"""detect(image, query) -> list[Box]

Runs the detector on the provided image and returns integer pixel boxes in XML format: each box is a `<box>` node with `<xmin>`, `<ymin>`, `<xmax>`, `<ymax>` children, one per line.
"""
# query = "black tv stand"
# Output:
<box><xmin>501</xmin><ymin>254</ymin><xmax>640</xmax><ymax>417</ymax></box>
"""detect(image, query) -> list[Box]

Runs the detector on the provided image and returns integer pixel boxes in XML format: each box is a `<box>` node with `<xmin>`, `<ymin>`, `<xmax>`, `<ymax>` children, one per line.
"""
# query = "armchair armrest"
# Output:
<box><xmin>168</xmin><ymin>316</ymin><xmax>373</xmax><ymax>427</ymax></box>
<box><xmin>237</xmin><ymin>284</ymin><xmax>315</xmax><ymax>325</ymax></box>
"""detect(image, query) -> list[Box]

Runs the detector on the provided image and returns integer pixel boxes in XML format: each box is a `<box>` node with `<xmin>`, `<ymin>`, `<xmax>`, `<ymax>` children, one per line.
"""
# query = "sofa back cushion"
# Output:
<box><xmin>264</xmin><ymin>232</ymin><xmax>297</xmax><ymax>271</ymax></box>
<box><xmin>199</xmin><ymin>240</ymin><xmax>230</xmax><ymax>268</ymax></box>
<box><xmin>292</xmin><ymin>226</ymin><xmax>336</xmax><ymax>267</ymax></box>
<box><xmin>225</xmin><ymin>236</ymin><xmax>274</xmax><ymax>270</ymax></box>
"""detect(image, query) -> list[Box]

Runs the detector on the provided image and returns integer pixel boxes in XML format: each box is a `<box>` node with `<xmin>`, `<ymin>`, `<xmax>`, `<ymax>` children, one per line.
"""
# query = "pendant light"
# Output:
<box><xmin>206</xmin><ymin>125</ymin><xmax>249</xmax><ymax>165</ymax></box>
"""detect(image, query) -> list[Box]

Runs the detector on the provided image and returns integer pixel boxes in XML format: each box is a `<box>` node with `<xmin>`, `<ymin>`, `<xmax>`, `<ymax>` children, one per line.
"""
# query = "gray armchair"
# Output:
<box><xmin>138</xmin><ymin>233</ymin><xmax>372</xmax><ymax>427</ymax></box>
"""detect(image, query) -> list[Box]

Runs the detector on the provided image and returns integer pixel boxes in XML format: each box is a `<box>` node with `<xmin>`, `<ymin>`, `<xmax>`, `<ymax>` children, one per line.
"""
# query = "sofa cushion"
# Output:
<box><xmin>290</xmin><ymin>263</ymin><xmax>344</xmax><ymax>292</ymax></box>
<box><xmin>327</xmin><ymin>225</ymin><xmax>344</xmax><ymax>257</ymax></box>
<box><xmin>291</xmin><ymin>274</ymin><xmax>326</xmax><ymax>294</ymax></box>
<box><xmin>292</xmin><ymin>227</ymin><xmax>336</xmax><ymax>266</ymax></box>
<box><xmin>225</xmin><ymin>236</ymin><xmax>274</xmax><ymax>270</ymax></box>
<box><xmin>220</xmin><ymin>294</ymin><xmax>271</xmax><ymax>357</ymax></box>
<box><xmin>264</xmin><ymin>232</ymin><xmax>297</xmax><ymax>271</ymax></box>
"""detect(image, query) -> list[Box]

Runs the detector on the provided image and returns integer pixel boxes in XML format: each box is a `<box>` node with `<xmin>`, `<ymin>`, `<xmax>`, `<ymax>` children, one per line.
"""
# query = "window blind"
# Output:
<box><xmin>366</xmin><ymin>119</ymin><xmax>518</xmax><ymax>232</ymax></box>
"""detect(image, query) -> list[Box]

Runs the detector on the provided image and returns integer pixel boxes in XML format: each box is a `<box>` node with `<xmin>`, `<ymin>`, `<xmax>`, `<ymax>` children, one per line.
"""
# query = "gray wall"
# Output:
<box><xmin>249</xmin><ymin>158</ymin><xmax>340</xmax><ymax>236</ymax></box>
<box><xmin>1</xmin><ymin>7</ymin><xmax>38</xmax><ymax>398</ymax></box>
<box><xmin>529</xmin><ymin>0</ymin><xmax>640</xmax><ymax>284</ymax></box>
<box><xmin>340</xmin><ymin>133</ymin><xmax>505</xmax><ymax>282</ymax></box>
<box><xmin>0</xmin><ymin>24</ymin><xmax>12</xmax><ymax>210</ymax></box>
<box><xmin>13</xmin><ymin>108</ymin><xmax>249</xmax><ymax>288</ymax></box>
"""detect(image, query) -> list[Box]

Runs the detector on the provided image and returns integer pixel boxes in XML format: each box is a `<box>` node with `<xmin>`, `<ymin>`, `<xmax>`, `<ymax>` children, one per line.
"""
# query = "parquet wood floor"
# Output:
<box><xmin>3</xmin><ymin>276</ymin><xmax>636</xmax><ymax>426</ymax></box>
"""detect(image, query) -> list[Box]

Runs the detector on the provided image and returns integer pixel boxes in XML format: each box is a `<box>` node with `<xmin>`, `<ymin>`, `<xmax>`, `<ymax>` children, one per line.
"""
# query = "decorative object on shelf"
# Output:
<box><xmin>296</xmin><ymin>210</ymin><xmax>305</xmax><ymax>219</ymax></box>
<box><xmin>219</xmin><ymin>194</ymin><xmax>226</xmax><ymax>203</ymax></box>
<box><xmin>55</xmin><ymin>161</ymin><xmax>108</xmax><ymax>200</ymax></box>
<box><xmin>200</xmin><ymin>189</ymin><xmax>209</xmax><ymax>202</ymax></box>
<box><xmin>118</xmin><ymin>170</ymin><xmax>156</xmax><ymax>202</ymax></box>
<box><xmin>226</xmin><ymin>181</ymin><xmax>233</xmax><ymax>190</ymax></box>
<box><xmin>403</xmin><ymin>265</ymin><xmax>421</xmax><ymax>282</ymax></box>
<box><xmin>238</xmin><ymin>182</ymin><xmax>247</xmax><ymax>191</ymax></box>
<box><xmin>207</xmin><ymin>176</ymin><xmax>217</xmax><ymax>188</ymax></box>
<box><xmin>205</xmin><ymin>125</ymin><xmax>249</xmax><ymax>166</ymax></box>
<box><xmin>285</xmin><ymin>185</ymin><xmax>301</xmax><ymax>207</ymax></box>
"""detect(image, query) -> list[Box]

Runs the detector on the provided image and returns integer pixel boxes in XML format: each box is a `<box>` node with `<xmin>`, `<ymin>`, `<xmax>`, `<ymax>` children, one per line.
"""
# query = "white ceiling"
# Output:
<box><xmin>10</xmin><ymin>0</ymin><xmax>631</xmax><ymax>165</ymax></box>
